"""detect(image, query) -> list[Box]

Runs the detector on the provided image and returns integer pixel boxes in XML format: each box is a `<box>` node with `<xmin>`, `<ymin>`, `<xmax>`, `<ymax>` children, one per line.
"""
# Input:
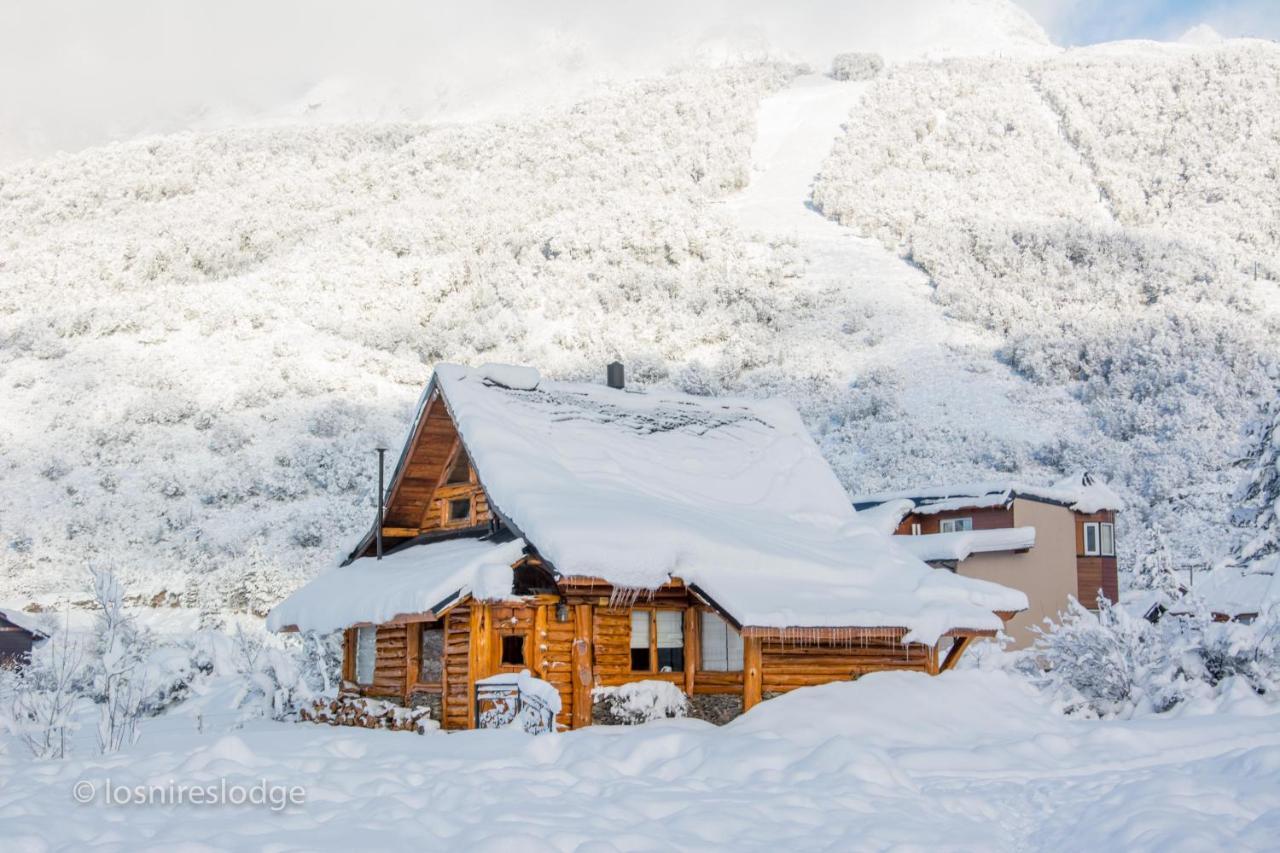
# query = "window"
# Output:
<box><xmin>630</xmin><ymin>610</ymin><xmax>650</xmax><ymax>671</ymax></box>
<box><xmin>500</xmin><ymin>635</ymin><xmax>525</xmax><ymax>666</ymax></box>
<box><xmin>630</xmin><ymin>609</ymin><xmax>685</xmax><ymax>672</ymax></box>
<box><xmin>1100</xmin><ymin>522</ymin><xmax>1115</xmax><ymax>557</ymax></box>
<box><xmin>699</xmin><ymin>611</ymin><xmax>743</xmax><ymax>672</ymax></box>
<box><xmin>448</xmin><ymin>498</ymin><xmax>471</xmax><ymax>523</ymax></box>
<box><xmin>655</xmin><ymin>611</ymin><xmax>684</xmax><ymax>672</ymax></box>
<box><xmin>940</xmin><ymin>517</ymin><xmax>973</xmax><ymax>533</ymax></box>
<box><xmin>354</xmin><ymin>626</ymin><xmax>376</xmax><ymax>685</ymax></box>
<box><xmin>910</xmin><ymin>523</ymin><xmax>922</xmax><ymax>536</ymax></box>
<box><xmin>1083</xmin><ymin>522</ymin><xmax>1100</xmax><ymax>556</ymax></box>
<box><xmin>445</xmin><ymin>451</ymin><xmax>471</xmax><ymax>485</ymax></box>
<box><xmin>419</xmin><ymin>623</ymin><xmax>444</xmax><ymax>683</ymax></box>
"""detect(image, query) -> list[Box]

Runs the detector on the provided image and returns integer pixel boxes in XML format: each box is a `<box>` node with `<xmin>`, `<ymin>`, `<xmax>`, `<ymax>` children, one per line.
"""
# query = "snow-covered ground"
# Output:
<box><xmin>721</xmin><ymin>74</ymin><xmax>1092</xmax><ymax>469</ymax></box>
<box><xmin>3</xmin><ymin>669</ymin><xmax>1277</xmax><ymax>851</ymax></box>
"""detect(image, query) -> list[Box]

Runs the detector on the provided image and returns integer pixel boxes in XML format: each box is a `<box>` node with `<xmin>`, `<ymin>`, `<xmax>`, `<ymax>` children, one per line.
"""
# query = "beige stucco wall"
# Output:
<box><xmin>956</xmin><ymin>498</ymin><xmax>1079</xmax><ymax>649</ymax></box>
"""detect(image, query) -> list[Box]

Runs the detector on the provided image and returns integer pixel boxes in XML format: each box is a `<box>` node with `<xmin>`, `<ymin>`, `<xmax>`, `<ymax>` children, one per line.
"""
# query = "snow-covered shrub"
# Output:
<box><xmin>830</xmin><ymin>52</ymin><xmax>883</xmax><ymax>81</ymax></box>
<box><xmin>593</xmin><ymin>680</ymin><xmax>689</xmax><ymax>724</ymax></box>
<box><xmin>228</xmin><ymin>625</ymin><xmax>333</xmax><ymax>722</ymax></box>
<box><xmin>0</xmin><ymin>627</ymin><xmax>87</xmax><ymax>759</ymax></box>
<box><xmin>1028</xmin><ymin>597</ymin><xmax>1181</xmax><ymax>717</ymax></box>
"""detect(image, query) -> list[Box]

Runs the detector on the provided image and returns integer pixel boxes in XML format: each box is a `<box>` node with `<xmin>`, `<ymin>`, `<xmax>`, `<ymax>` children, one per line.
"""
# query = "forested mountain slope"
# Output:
<box><xmin>813</xmin><ymin>40</ymin><xmax>1280</xmax><ymax>571</ymax></box>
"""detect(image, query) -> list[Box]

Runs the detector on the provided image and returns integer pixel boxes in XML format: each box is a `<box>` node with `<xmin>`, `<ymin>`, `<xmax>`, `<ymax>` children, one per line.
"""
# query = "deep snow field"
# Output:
<box><xmin>3</xmin><ymin>667</ymin><xmax>1278</xmax><ymax>851</ymax></box>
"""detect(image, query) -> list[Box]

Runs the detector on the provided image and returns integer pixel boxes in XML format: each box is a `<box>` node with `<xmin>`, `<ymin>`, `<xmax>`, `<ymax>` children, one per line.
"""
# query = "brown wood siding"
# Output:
<box><xmin>760</xmin><ymin>639</ymin><xmax>931</xmax><ymax>693</ymax></box>
<box><xmin>365</xmin><ymin>624</ymin><xmax>407</xmax><ymax>697</ymax></box>
<box><xmin>442</xmin><ymin>606</ymin><xmax>472</xmax><ymax>730</ymax></box>
<box><xmin>592</xmin><ymin>607</ymin><xmax>634</xmax><ymax>686</ymax></box>
<box><xmin>1074</xmin><ymin>510</ymin><xmax>1118</xmax><ymax>607</ymax></box>
<box><xmin>1076</xmin><ymin>557</ymin><xmax>1119</xmax><ymax>606</ymax></box>
<box><xmin>373</xmin><ymin>395</ymin><xmax>494</xmax><ymax>553</ymax></box>
<box><xmin>540</xmin><ymin>604</ymin><xmax>577</xmax><ymax>728</ymax></box>
<box><xmin>896</xmin><ymin>505</ymin><xmax>1014</xmax><ymax>536</ymax></box>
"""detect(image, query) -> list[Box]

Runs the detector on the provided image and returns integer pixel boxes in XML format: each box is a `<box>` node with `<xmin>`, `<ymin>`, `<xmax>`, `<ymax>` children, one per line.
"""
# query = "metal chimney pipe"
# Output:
<box><xmin>375</xmin><ymin>447</ymin><xmax>387</xmax><ymax>560</ymax></box>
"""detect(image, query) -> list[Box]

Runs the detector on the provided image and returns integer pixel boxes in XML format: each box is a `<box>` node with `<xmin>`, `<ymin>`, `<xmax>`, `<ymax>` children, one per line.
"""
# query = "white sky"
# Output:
<box><xmin>1</xmin><ymin>0</ymin><xmax>1274</xmax><ymax>165</ymax></box>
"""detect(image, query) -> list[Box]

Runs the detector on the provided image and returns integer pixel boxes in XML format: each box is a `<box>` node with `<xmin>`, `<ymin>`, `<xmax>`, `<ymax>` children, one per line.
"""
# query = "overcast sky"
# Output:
<box><xmin>0</xmin><ymin>1</ymin><xmax>1276</xmax><ymax>165</ymax></box>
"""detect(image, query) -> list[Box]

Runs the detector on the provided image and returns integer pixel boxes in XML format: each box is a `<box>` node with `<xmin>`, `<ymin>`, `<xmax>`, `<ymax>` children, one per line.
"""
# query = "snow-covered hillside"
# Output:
<box><xmin>1</xmin><ymin>7</ymin><xmax>1277</xmax><ymax>608</ymax></box>
<box><xmin>814</xmin><ymin>39</ymin><xmax>1280</xmax><ymax>570</ymax></box>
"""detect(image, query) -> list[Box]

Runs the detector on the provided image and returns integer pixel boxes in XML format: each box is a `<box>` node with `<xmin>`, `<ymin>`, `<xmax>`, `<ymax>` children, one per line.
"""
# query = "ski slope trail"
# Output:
<box><xmin>722</xmin><ymin>74</ymin><xmax>1091</xmax><ymax>466</ymax></box>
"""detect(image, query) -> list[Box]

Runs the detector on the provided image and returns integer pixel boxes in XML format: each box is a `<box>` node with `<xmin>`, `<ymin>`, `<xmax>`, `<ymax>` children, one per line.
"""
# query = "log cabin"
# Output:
<box><xmin>852</xmin><ymin>474</ymin><xmax>1124</xmax><ymax>648</ymax></box>
<box><xmin>268</xmin><ymin>363</ymin><xmax>1027</xmax><ymax>730</ymax></box>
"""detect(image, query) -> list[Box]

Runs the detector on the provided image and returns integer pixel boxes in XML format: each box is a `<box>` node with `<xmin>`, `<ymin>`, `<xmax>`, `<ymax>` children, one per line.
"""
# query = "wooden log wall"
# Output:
<box><xmin>442</xmin><ymin>607</ymin><xmax>472</xmax><ymax>730</ymax></box>
<box><xmin>759</xmin><ymin>638</ymin><xmax>931</xmax><ymax>694</ymax></box>
<box><xmin>368</xmin><ymin>625</ymin><xmax>408</xmax><ymax>697</ymax></box>
<box><xmin>340</xmin><ymin>593</ymin><xmax>976</xmax><ymax>731</ymax></box>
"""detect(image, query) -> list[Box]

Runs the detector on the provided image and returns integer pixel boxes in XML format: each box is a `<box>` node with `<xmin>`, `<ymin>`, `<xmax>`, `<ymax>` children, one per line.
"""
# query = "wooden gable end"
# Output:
<box><xmin>357</xmin><ymin>392</ymin><xmax>494</xmax><ymax>558</ymax></box>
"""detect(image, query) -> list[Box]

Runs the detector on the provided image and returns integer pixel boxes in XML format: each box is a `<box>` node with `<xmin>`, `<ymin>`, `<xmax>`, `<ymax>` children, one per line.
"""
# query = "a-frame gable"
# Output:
<box><xmin>351</xmin><ymin>390</ymin><xmax>495</xmax><ymax>560</ymax></box>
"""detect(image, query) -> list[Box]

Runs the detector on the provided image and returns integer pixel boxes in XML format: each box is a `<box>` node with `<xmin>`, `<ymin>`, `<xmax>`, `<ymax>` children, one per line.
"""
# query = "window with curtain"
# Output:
<box><xmin>630</xmin><ymin>610</ymin><xmax>650</xmax><ymax>671</ymax></box>
<box><xmin>355</xmin><ymin>626</ymin><xmax>377</xmax><ymax>685</ymax></box>
<box><xmin>1100</xmin><ymin>522</ymin><xmax>1115</xmax><ymax>557</ymax></box>
<box><xmin>699</xmin><ymin>611</ymin><xmax>743</xmax><ymax>672</ymax></box>
<box><xmin>630</xmin><ymin>610</ymin><xmax>684</xmax><ymax>672</ymax></box>
<box><xmin>655</xmin><ymin>611</ymin><xmax>684</xmax><ymax>672</ymax></box>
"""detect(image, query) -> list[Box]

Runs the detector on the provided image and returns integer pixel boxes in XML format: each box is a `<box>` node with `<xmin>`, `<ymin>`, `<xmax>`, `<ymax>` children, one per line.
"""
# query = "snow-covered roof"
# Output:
<box><xmin>895</xmin><ymin>527</ymin><xmax>1037</xmax><ymax>563</ymax></box>
<box><xmin>267</xmin><ymin>537</ymin><xmax>527</xmax><ymax>634</ymax></box>
<box><xmin>1186</xmin><ymin>555</ymin><xmax>1280</xmax><ymax>619</ymax></box>
<box><xmin>431</xmin><ymin>364</ymin><xmax>1025</xmax><ymax>642</ymax></box>
<box><xmin>271</xmin><ymin>364</ymin><xmax>1028</xmax><ymax>642</ymax></box>
<box><xmin>0</xmin><ymin>606</ymin><xmax>49</xmax><ymax>638</ymax></box>
<box><xmin>853</xmin><ymin>471</ymin><xmax>1124</xmax><ymax>515</ymax></box>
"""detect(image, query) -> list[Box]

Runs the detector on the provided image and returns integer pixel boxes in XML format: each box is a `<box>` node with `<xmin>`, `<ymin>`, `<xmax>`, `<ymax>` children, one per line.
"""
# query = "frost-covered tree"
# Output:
<box><xmin>89</xmin><ymin>568</ymin><xmax>150</xmax><ymax>753</ymax></box>
<box><xmin>1232</xmin><ymin>393</ymin><xmax>1280</xmax><ymax>566</ymax></box>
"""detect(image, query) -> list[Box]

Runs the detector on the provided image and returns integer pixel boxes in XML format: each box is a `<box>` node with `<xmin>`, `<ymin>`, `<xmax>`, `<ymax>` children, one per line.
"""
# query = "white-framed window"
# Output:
<box><xmin>1083</xmin><ymin>522</ymin><xmax>1100</xmax><ymax>556</ymax></box>
<box><xmin>354</xmin><ymin>626</ymin><xmax>377</xmax><ymax>685</ymax></box>
<box><xmin>699</xmin><ymin>611</ymin><xmax>744</xmax><ymax>672</ymax></box>
<box><xmin>940</xmin><ymin>517</ymin><xmax>973</xmax><ymax>533</ymax></box>
<box><xmin>1100</xmin><ymin>522</ymin><xmax>1115</xmax><ymax>557</ymax></box>
<box><xmin>910</xmin><ymin>522</ymin><xmax>922</xmax><ymax>536</ymax></box>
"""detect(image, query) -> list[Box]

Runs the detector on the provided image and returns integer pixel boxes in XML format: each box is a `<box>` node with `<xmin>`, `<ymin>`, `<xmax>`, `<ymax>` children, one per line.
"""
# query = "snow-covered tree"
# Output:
<box><xmin>1232</xmin><ymin>393</ymin><xmax>1280</xmax><ymax>566</ymax></box>
<box><xmin>88</xmin><ymin>567</ymin><xmax>151</xmax><ymax>753</ymax></box>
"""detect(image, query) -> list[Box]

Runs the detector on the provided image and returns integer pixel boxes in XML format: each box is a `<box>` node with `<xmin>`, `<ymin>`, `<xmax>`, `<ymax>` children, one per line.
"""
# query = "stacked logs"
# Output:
<box><xmin>300</xmin><ymin>695</ymin><xmax>434</xmax><ymax>733</ymax></box>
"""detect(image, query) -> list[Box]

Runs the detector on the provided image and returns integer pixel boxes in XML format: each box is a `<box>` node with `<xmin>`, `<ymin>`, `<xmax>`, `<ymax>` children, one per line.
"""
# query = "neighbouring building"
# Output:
<box><xmin>0</xmin><ymin>607</ymin><xmax>47</xmax><ymax>667</ymax></box>
<box><xmin>268</xmin><ymin>363</ymin><xmax>1027</xmax><ymax>730</ymax></box>
<box><xmin>852</xmin><ymin>474</ymin><xmax>1123</xmax><ymax>648</ymax></box>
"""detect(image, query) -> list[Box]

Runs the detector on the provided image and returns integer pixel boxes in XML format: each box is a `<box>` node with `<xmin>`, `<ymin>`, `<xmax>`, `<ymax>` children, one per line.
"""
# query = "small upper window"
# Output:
<box><xmin>445</xmin><ymin>452</ymin><xmax>471</xmax><ymax>485</ymax></box>
<box><xmin>500</xmin><ymin>635</ymin><xmax>525</xmax><ymax>666</ymax></box>
<box><xmin>940</xmin><ymin>517</ymin><xmax>973</xmax><ymax>533</ymax></box>
<box><xmin>1083</xmin><ymin>522</ymin><xmax>1100</xmax><ymax>556</ymax></box>
<box><xmin>910</xmin><ymin>523</ymin><xmax>922</xmax><ymax>536</ymax></box>
<box><xmin>354</xmin><ymin>626</ymin><xmax>377</xmax><ymax>685</ymax></box>
<box><xmin>1100</xmin><ymin>522</ymin><xmax>1115</xmax><ymax>557</ymax></box>
<box><xmin>448</xmin><ymin>498</ymin><xmax>472</xmax><ymax>523</ymax></box>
